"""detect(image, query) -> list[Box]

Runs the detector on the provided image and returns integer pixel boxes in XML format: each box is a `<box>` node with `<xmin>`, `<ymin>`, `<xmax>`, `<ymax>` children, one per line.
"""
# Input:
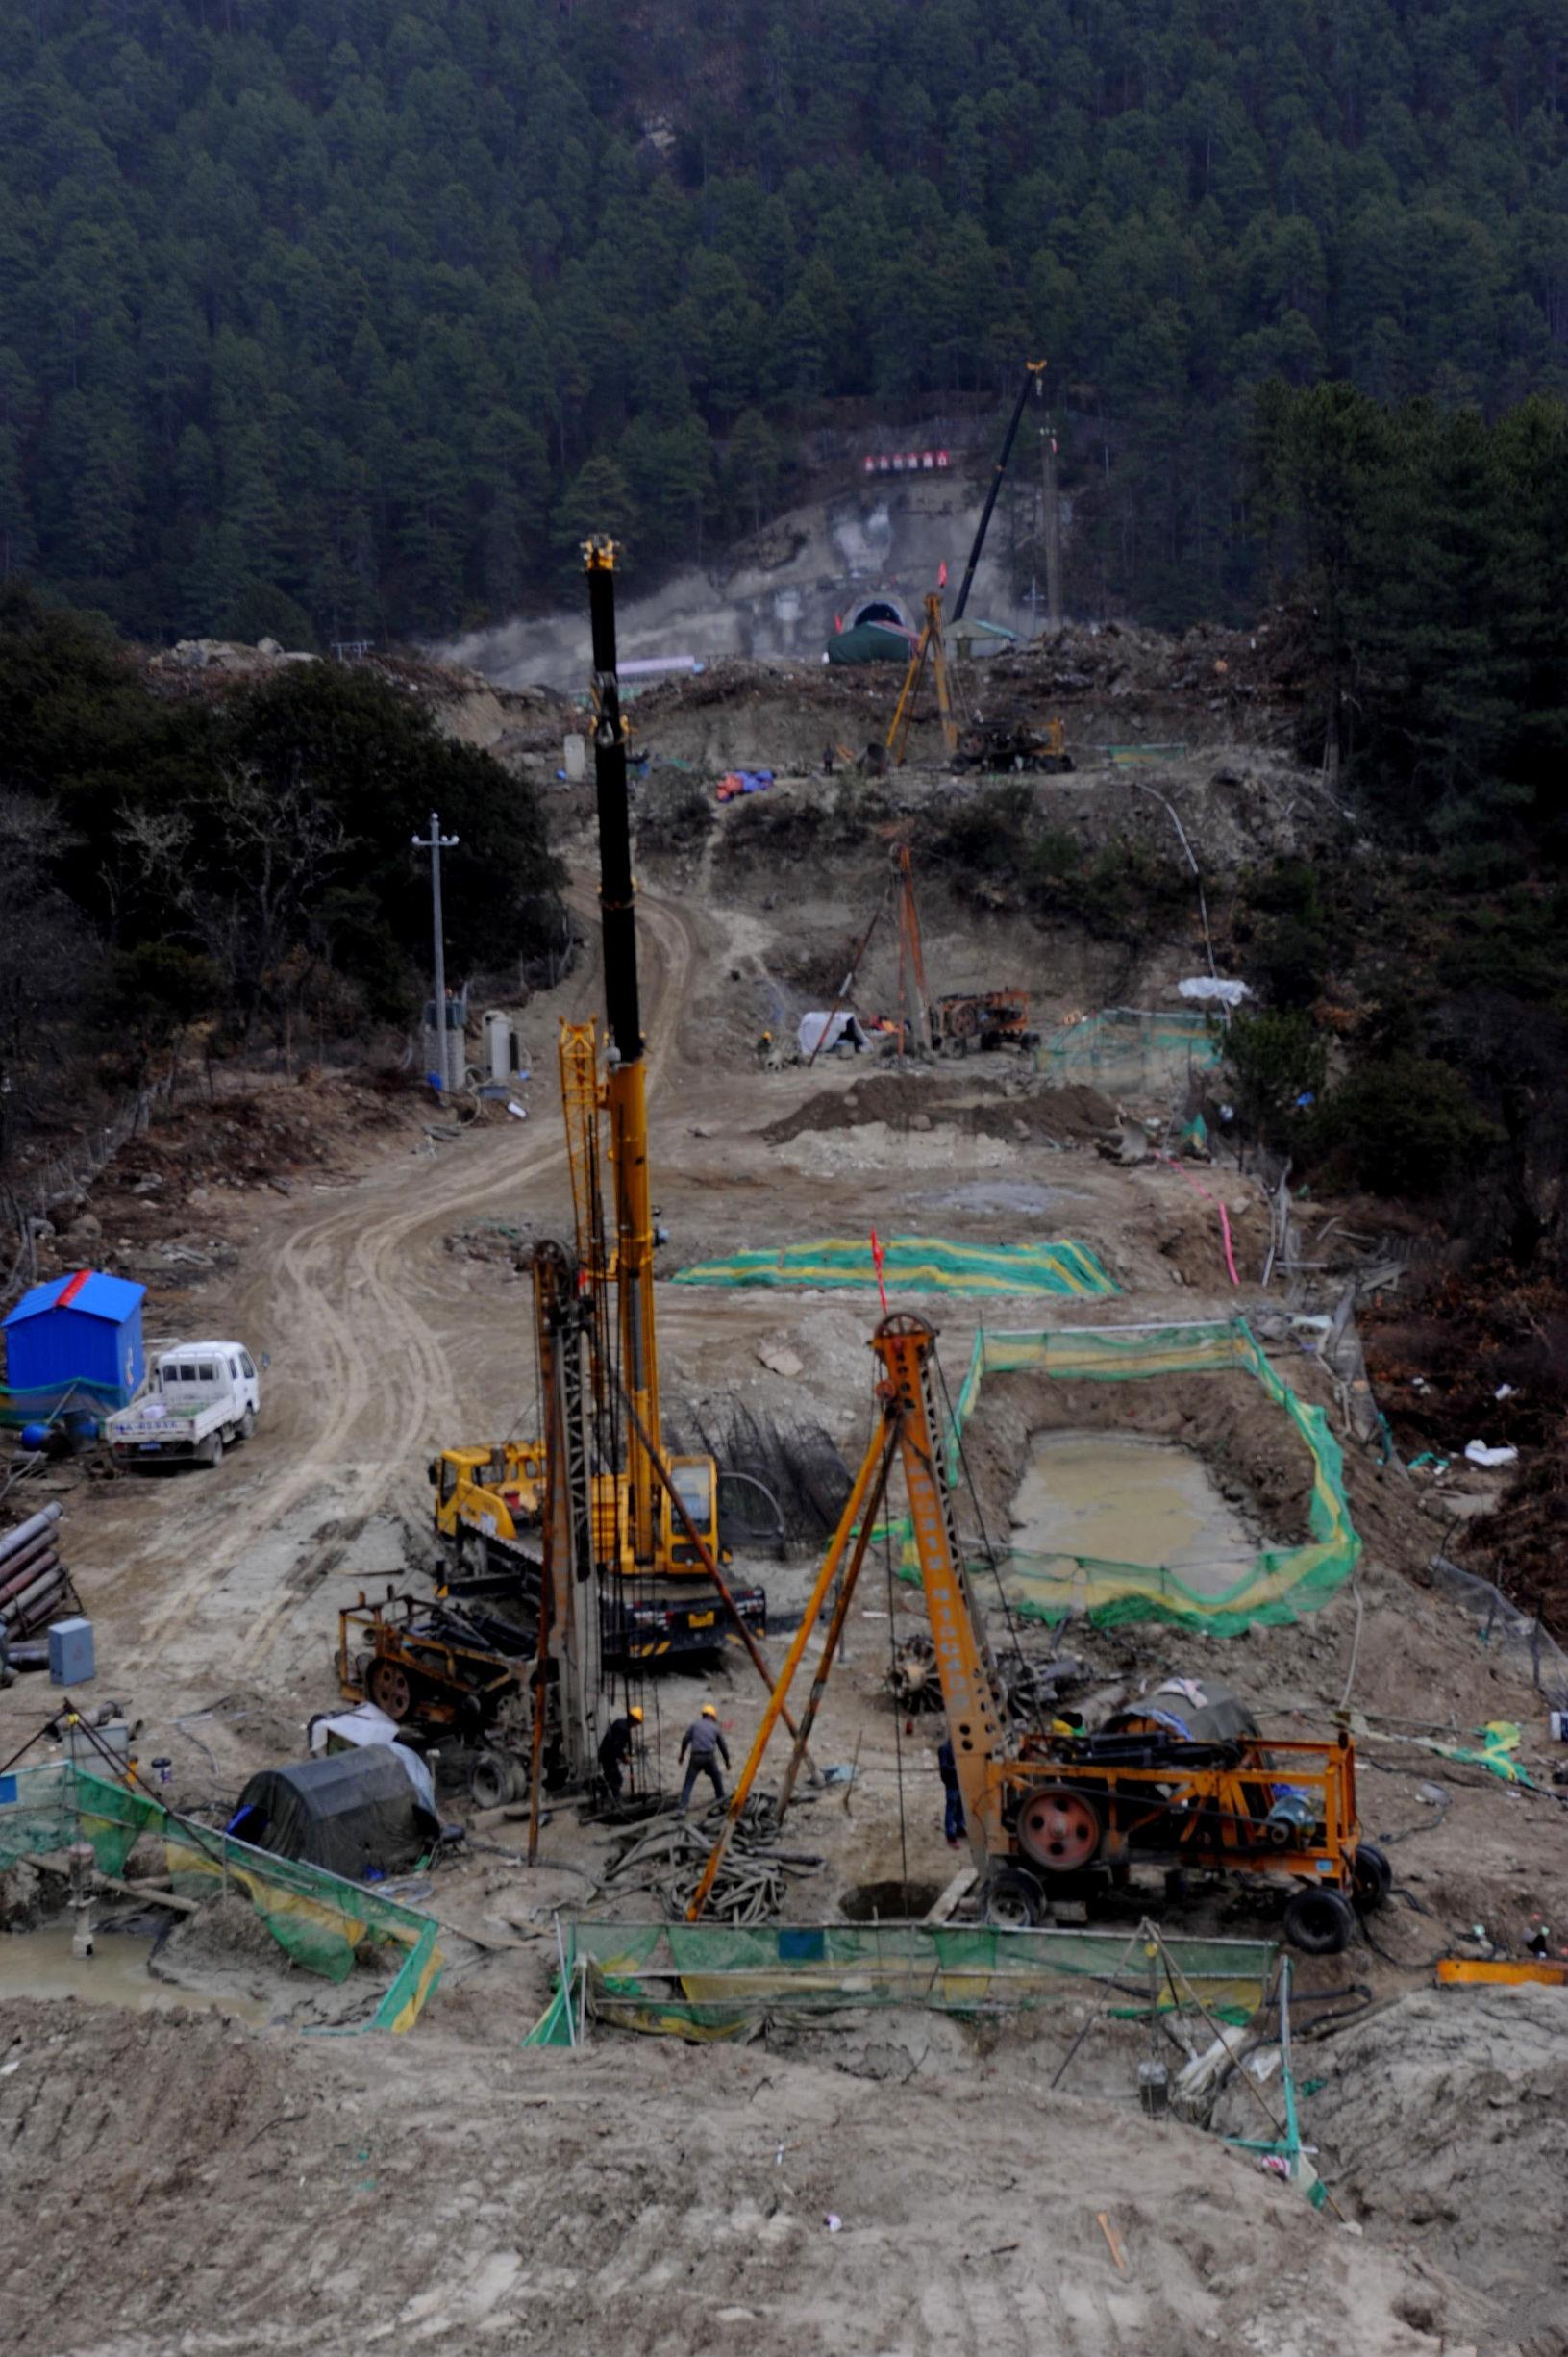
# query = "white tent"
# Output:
<box><xmin>797</xmin><ymin>1010</ymin><xmax>869</xmax><ymax>1058</ymax></box>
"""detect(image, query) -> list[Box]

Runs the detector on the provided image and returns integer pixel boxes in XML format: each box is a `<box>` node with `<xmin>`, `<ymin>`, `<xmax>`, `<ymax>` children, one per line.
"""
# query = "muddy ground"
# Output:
<box><xmin>2</xmin><ymin>713</ymin><xmax>1566</xmax><ymax>2353</ymax></box>
<box><xmin>1</xmin><ymin>2002</ymin><xmax>1495</xmax><ymax>2357</ymax></box>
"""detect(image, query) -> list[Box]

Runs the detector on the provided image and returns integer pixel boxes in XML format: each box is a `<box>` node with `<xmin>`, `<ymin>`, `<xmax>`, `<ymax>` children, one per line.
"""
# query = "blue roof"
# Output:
<box><xmin>3</xmin><ymin>1269</ymin><xmax>146</xmax><ymax>1329</ymax></box>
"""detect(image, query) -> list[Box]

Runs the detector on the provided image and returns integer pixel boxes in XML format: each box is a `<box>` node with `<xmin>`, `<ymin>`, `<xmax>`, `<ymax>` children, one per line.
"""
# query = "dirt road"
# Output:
<box><xmin>25</xmin><ymin>885</ymin><xmax>694</xmax><ymax>1715</ymax></box>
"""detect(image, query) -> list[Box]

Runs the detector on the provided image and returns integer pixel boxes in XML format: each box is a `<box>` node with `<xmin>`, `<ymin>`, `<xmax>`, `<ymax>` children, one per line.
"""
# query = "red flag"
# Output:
<box><xmin>869</xmin><ymin>1228</ymin><xmax>888</xmax><ymax>1315</ymax></box>
<box><xmin>937</xmin><ymin>560</ymin><xmax>948</xmax><ymax>588</ymax></box>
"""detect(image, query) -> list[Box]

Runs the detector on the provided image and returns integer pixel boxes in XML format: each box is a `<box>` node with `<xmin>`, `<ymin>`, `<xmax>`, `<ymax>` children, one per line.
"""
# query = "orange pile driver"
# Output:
<box><xmin>691</xmin><ymin>1313</ymin><xmax>1388</xmax><ymax>1956</ymax></box>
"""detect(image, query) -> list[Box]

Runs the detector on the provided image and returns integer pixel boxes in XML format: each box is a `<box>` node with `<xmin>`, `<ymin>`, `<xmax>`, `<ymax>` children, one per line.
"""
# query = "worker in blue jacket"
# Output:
<box><xmin>678</xmin><ymin>1703</ymin><xmax>731</xmax><ymax>1813</ymax></box>
<box><xmin>938</xmin><ymin>1733</ymin><xmax>966</xmax><ymax>1847</ymax></box>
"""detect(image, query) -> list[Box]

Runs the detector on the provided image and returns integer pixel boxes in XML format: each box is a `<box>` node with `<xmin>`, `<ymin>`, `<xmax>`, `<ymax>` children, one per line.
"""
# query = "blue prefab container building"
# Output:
<box><xmin>3</xmin><ymin>1268</ymin><xmax>146</xmax><ymax>1409</ymax></box>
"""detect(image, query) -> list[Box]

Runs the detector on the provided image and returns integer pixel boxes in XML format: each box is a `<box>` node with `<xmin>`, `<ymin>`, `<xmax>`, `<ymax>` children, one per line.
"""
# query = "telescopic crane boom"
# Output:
<box><xmin>585</xmin><ymin>537</ymin><xmax>662</xmax><ymax>1569</ymax></box>
<box><xmin>570</xmin><ymin>537</ymin><xmax>768</xmax><ymax>1660</ymax></box>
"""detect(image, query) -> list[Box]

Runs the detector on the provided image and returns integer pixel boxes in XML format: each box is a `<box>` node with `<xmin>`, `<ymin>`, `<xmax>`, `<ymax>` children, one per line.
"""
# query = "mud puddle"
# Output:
<box><xmin>1008</xmin><ymin>1430</ymin><xmax>1262</xmax><ymax>1592</ymax></box>
<box><xmin>0</xmin><ymin>1925</ymin><xmax>267</xmax><ymax>2022</ymax></box>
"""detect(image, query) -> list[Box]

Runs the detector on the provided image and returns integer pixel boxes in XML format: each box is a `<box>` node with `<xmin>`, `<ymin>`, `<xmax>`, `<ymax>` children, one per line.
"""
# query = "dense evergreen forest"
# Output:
<box><xmin>4</xmin><ymin>0</ymin><xmax>1568</xmax><ymax>641</ymax></box>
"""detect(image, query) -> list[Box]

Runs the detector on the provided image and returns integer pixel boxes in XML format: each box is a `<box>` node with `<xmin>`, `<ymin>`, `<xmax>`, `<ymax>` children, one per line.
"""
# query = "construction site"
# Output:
<box><xmin>4</xmin><ymin>525</ymin><xmax>1568</xmax><ymax>2357</ymax></box>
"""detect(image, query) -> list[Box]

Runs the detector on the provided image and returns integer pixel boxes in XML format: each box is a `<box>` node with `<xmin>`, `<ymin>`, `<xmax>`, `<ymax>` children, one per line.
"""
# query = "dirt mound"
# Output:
<box><xmin>763</xmin><ymin>1074</ymin><xmax>1115</xmax><ymax>1148</ymax></box>
<box><xmin>1279</xmin><ymin>1985</ymin><xmax>1568</xmax><ymax>2346</ymax></box>
<box><xmin>19</xmin><ymin>1069</ymin><xmax>425</xmax><ymax>1327</ymax></box>
<box><xmin>0</xmin><ymin>1999</ymin><xmax>1485</xmax><ymax>2356</ymax></box>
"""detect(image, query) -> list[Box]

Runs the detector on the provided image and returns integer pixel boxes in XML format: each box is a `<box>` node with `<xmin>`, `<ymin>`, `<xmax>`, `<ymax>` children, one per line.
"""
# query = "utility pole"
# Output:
<box><xmin>1040</xmin><ymin>418</ymin><xmax>1063</xmax><ymax>635</ymax></box>
<box><xmin>411</xmin><ymin>810</ymin><xmax>459</xmax><ymax>1091</ymax></box>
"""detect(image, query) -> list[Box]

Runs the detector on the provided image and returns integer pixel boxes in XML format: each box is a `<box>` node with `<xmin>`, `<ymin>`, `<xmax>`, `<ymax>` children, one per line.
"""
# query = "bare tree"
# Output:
<box><xmin>118</xmin><ymin>765</ymin><xmax>352</xmax><ymax>1043</ymax></box>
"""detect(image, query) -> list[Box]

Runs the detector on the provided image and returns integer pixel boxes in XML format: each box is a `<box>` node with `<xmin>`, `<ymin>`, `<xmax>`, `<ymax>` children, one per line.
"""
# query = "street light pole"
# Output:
<box><xmin>411</xmin><ymin>810</ymin><xmax>460</xmax><ymax>1091</ymax></box>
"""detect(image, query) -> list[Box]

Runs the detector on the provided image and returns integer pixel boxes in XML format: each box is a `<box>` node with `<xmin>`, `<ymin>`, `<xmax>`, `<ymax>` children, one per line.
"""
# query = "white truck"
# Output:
<box><xmin>107</xmin><ymin>1341</ymin><xmax>261</xmax><ymax>1469</ymax></box>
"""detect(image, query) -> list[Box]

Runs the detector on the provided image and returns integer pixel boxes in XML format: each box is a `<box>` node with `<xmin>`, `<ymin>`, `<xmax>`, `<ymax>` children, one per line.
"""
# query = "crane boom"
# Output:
<box><xmin>585</xmin><ymin>536</ymin><xmax>661</xmax><ymax>1568</ymax></box>
<box><xmin>950</xmin><ymin>359</ymin><xmax>1046</xmax><ymax>626</ymax></box>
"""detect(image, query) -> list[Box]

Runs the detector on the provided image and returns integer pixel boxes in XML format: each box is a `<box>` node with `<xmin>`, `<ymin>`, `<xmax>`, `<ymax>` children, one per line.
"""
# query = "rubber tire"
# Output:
<box><xmin>469</xmin><ymin>1751</ymin><xmax>514</xmax><ymax>1809</ymax></box>
<box><xmin>238</xmin><ymin>1407</ymin><xmax>256</xmax><ymax>1442</ymax></box>
<box><xmin>200</xmin><ymin>1431</ymin><xmax>223</xmax><ymax>1467</ymax></box>
<box><xmin>1352</xmin><ymin>1841</ymin><xmax>1393</xmax><ymax>1911</ymax></box>
<box><xmin>1283</xmin><ymin>1886</ymin><xmax>1356</xmax><ymax>1956</ymax></box>
<box><xmin>982</xmin><ymin>1865</ymin><xmax>1043</xmax><ymax>1929</ymax></box>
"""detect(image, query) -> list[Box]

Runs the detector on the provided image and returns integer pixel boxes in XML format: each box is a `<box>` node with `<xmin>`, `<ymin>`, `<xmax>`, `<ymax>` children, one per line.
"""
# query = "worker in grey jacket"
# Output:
<box><xmin>677</xmin><ymin>1703</ymin><xmax>731</xmax><ymax>1813</ymax></box>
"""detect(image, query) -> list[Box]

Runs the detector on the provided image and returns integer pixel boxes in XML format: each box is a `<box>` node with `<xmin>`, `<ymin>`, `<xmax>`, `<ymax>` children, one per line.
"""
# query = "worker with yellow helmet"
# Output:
<box><xmin>598</xmin><ymin>1702</ymin><xmax>644</xmax><ymax>1802</ymax></box>
<box><xmin>677</xmin><ymin>1701</ymin><xmax>732</xmax><ymax>1814</ymax></box>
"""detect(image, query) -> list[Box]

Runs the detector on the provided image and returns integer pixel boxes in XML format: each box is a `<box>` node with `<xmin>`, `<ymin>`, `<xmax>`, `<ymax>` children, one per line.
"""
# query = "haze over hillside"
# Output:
<box><xmin>3</xmin><ymin>0</ymin><xmax>1566</xmax><ymax>650</ymax></box>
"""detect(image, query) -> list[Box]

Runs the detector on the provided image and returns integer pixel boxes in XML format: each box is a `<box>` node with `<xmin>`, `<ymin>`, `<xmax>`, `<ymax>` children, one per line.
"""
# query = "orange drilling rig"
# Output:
<box><xmin>690</xmin><ymin>1313</ymin><xmax>1386</xmax><ymax>1956</ymax></box>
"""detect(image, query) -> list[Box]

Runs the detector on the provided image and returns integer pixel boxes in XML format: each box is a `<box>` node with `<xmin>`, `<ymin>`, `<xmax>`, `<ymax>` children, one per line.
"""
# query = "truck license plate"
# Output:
<box><xmin>138</xmin><ymin>1442</ymin><xmax>162</xmax><ymax>1452</ymax></box>
<box><xmin>688</xmin><ymin>1611</ymin><xmax>714</xmax><ymax>1629</ymax></box>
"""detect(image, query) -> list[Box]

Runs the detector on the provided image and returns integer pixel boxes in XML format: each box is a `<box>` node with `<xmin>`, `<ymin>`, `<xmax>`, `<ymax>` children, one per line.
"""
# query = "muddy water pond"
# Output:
<box><xmin>1008</xmin><ymin>1431</ymin><xmax>1267</xmax><ymax>1596</ymax></box>
<box><xmin>0</xmin><ymin>1925</ymin><xmax>268</xmax><ymax>2022</ymax></box>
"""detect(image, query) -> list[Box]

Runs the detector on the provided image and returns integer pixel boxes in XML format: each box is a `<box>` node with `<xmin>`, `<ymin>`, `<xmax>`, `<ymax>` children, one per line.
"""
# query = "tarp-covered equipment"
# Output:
<box><xmin>226</xmin><ymin>1747</ymin><xmax>439</xmax><ymax>1880</ymax></box>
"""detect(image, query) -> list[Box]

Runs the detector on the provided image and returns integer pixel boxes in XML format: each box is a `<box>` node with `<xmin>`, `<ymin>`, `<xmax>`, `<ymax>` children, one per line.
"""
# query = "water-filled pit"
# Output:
<box><xmin>1008</xmin><ymin>1430</ymin><xmax>1268</xmax><ymax>1595</ymax></box>
<box><xmin>0</xmin><ymin>1922</ymin><xmax>267</xmax><ymax>2021</ymax></box>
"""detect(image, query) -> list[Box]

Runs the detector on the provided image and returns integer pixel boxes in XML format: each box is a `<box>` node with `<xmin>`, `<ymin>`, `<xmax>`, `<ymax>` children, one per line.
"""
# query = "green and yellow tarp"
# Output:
<box><xmin>526</xmin><ymin>1918</ymin><xmax>1276</xmax><ymax>2044</ymax></box>
<box><xmin>674</xmin><ymin>1235</ymin><xmax>1117</xmax><ymax>1298</ymax></box>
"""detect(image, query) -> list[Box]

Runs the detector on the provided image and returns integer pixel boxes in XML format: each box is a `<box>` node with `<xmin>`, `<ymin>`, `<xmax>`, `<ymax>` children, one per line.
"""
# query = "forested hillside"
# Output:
<box><xmin>0</xmin><ymin>583</ymin><xmax>561</xmax><ymax>1176</ymax></box>
<box><xmin>2</xmin><ymin>0</ymin><xmax>1566</xmax><ymax>641</ymax></box>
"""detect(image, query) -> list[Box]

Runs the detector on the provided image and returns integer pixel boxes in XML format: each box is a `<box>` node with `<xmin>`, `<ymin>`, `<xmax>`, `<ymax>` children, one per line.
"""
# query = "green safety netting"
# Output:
<box><xmin>1037</xmin><ymin>1007</ymin><xmax>1222</xmax><ymax>1098</ymax></box>
<box><xmin>885</xmin><ymin>1316</ymin><xmax>1360</xmax><ymax>1636</ymax></box>
<box><xmin>673</xmin><ymin>1235</ymin><xmax>1117</xmax><ymax>1298</ymax></box>
<box><xmin>526</xmin><ymin>1918</ymin><xmax>1276</xmax><ymax>2044</ymax></box>
<box><xmin>0</xmin><ymin>1762</ymin><xmax>442</xmax><ymax>2031</ymax></box>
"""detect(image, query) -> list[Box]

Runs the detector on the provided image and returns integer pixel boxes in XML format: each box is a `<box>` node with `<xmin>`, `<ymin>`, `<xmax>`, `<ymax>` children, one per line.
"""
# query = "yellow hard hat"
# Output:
<box><xmin>629</xmin><ymin>1705</ymin><xmax>644</xmax><ymax>1724</ymax></box>
<box><xmin>701</xmin><ymin>1703</ymin><xmax>717</xmax><ymax>1718</ymax></box>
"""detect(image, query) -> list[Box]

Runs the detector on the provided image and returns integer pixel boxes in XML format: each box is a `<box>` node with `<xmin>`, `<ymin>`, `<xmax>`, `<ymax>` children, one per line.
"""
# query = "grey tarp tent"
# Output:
<box><xmin>1105</xmin><ymin>1676</ymin><xmax>1257</xmax><ymax>1744</ymax></box>
<box><xmin>226</xmin><ymin>1747</ymin><xmax>440</xmax><ymax>1880</ymax></box>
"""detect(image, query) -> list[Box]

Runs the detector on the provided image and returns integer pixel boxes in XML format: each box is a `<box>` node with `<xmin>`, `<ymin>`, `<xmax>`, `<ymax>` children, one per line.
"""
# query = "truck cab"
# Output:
<box><xmin>662</xmin><ymin>1455</ymin><xmax>721</xmax><ymax>1568</ymax></box>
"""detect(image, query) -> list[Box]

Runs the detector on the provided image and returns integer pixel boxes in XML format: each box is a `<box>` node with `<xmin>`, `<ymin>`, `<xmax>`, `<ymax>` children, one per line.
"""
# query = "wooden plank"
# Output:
<box><xmin>99</xmin><ymin>1873</ymin><xmax>201</xmax><ymax>1916</ymax></box>
<box><xmin>922</xmin><ymin>1866</ymin><xmax>977</xmax><ymax>1924</ymax></box>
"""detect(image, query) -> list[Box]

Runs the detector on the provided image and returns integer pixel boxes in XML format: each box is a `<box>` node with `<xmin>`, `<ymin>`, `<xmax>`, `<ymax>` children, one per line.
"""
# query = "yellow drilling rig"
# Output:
<box><xmin>428</xmin><ymin>539</ymin><xmax>769</xmax><ymax>1676</ymax></box>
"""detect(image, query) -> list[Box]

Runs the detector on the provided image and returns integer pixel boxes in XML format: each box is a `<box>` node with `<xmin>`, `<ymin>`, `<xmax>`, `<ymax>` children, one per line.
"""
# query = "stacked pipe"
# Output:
<box><xmin>599</xmin><ymin>1797</ymin><xmax>824</xmax><ymax>1927</ymax></box>
<box><xmin>0</xmin><ymin>1502</ymin><xmax>67</xmax><ymax>1640</ymax></box>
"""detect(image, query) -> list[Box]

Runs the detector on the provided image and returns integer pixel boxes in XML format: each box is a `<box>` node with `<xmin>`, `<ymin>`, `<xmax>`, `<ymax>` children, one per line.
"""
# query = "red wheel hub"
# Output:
<box><xmin>1017</xmin><ymin>1787</ymin><xmax>1102</xmax><ymax>1872</ymax></box>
